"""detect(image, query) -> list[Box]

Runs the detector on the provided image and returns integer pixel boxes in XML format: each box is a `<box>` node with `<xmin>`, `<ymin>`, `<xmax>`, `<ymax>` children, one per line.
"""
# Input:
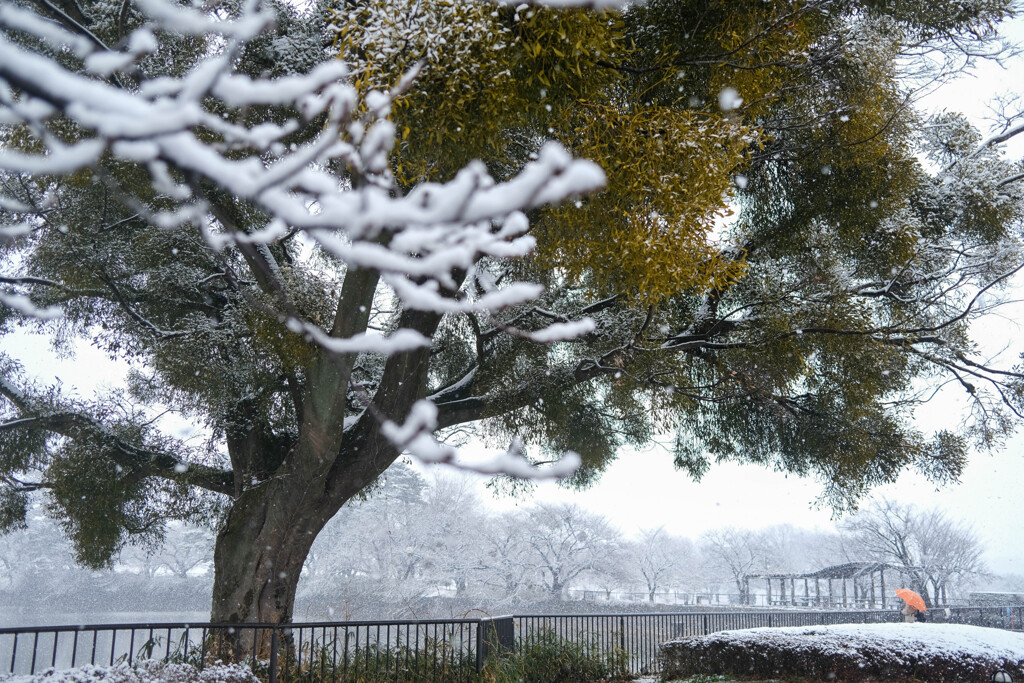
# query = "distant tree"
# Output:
<box><xmin>578</xmin><ymin>534</ymin><xmax>631</xmax><ymax>601</ymax></box>
<box><xmin>349</xmin><ymin>467</ymin><xmax>436</xmax><ymax>606</ymax></box>
<box><xmin>629</xmin><ymin>527</ymin><xmax>693</xmax><ymax>602</ymax></box>
<box><xmin>151</xmin><ymin>525</ymin><xmax>214</xmax><ymax>579</ymax></box>
<box><xmin>700</xmin><ymin>527</ymin><xmax>777</xmax><ymax>603</ymax></box>
<box><xmin>793</xmin><ymin>528</ymin><xmax>849</xmax><ymax>573</ymax></box>
<box><xmin>418</xmin><ymin>474</ymin><xmax>481</xmax><ymax>596</ymax></box>
<box><xmin>298</xmin><ymin>505</ymin><xmax>373</xmax><ymax>618</ymax></box>
<box><xmin>523</xmin><ymin>503</ymin><xmax>619</xmax><ymax>599</ymax></box>
<box><xmin>758</xmin><ymin>525</ymin><xmax>849</xmax><ymax>575</ymax></box>
<box><xmin>301</xmin><ymin>512</ymin><xmax>355</xmax><ymax>587</ymax></box>
<box><xmin>0</xmin><ymin>513</ymin><xmax>77</xmax><ymax>594</ymax></box>
<box><xmin>839</xmin><ymin>499</ymin><xmax>988</xmax><ymax>607</ymax></box>
<box><xmin>473</xmin><ymin>510</ymin><xmax>536</xmax><ymax>604</ymax></box>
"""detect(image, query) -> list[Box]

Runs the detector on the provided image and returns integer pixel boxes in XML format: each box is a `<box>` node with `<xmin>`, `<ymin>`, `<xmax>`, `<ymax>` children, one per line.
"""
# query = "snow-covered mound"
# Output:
<box><xmin>661</xmin><ymin>623</ymin><xmax>1024</xmax><ymax>682</ymax></box>
<box><xmin>0</xmin><ymin>661</ymin><xmax>258</xmax><ymax>683</ymax></box>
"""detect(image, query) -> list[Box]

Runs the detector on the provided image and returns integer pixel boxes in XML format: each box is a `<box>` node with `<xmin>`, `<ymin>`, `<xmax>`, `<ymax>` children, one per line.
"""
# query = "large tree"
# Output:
<box><xmin>0</xmin><ymin>0</ymin><xmax>602</xmax><ymax>626</ymax></box>
<box><xmin>2</xmin><ymin>0</ymin><xmax>1024</xmax><ymax>627</ymax></box>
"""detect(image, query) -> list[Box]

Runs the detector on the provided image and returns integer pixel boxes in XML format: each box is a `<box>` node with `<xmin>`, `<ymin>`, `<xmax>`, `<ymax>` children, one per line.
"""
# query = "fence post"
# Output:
<box><xmin>702</xmin><ymin>615</ymin><xmax>708</xmax><ymax>636</ymax></box>
<box><xmin>476</xmin><ymin>617</ymin><xmax>514</xmax><ymax>672</ymax></box>
<box><xmin>619</xmin><ymin>617</ymin><xmax>625</xmax><ymax>653</ymax></box>
<box><xmin>268</xmin><ymin>630</ymin><xmax>278</xmax><ymax>683</ymax></box>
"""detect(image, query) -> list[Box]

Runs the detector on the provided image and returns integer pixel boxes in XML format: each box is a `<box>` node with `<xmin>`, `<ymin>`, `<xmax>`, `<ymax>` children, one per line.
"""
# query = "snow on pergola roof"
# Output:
<box><xmin>747</xmin><ymin>561</ymin><xmax>904</xmax><ymax>580</ymax></box>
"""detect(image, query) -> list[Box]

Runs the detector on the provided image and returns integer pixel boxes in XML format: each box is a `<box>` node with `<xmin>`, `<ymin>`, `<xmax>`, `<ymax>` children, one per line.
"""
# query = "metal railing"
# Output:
<box><xmin>3</xmin><ymin>606</ymin><xmax>1021</xmax><ymax>679</ymax></box>
<box><xmin>0</xmin><ymin>618</ymin><xmax>493</xmax><ymax>682</ymax></box>
<box><xmin>514</xmin><ymin>609</ymin><xmax>905</xmax><ymax>675</ymax></box>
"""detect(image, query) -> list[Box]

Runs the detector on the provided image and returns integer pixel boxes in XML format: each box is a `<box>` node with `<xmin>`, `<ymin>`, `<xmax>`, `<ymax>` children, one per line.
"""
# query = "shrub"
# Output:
<box><xmin>660</xmin><ymin>623</ymin><xmax>1024</xmax><ymax>682</ymax></box>
<box><xmin>483</xmin><ymin>629</ymin><xmax>630</xmax><ymax>683</ymax></box>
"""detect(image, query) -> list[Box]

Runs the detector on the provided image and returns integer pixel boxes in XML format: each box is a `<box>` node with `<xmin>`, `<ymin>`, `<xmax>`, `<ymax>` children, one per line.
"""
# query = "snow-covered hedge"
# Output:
<box><xmin>661</xmin><ymin>623</ymin><xmax>1024</xmax><ymax>682</ymax></box>
<box><xmin>0</xmin><ymin>661</ymin><xmax>258</xmax><ymax>683</ymax></box>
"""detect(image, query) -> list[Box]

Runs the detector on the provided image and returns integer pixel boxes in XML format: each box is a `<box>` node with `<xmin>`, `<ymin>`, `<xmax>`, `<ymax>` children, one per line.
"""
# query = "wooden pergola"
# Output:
<box><xmin>745</xmin><ymin>562</ymin><xmax>903</xmax><ymax>609</ymax></box>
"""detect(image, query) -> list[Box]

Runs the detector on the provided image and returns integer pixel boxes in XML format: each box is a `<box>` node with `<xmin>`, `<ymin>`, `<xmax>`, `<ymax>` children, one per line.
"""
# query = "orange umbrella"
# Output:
<box><xmin>895</xmin><ymin>588</ymin><xmax>927</xmax><ymax>612</ymax></box>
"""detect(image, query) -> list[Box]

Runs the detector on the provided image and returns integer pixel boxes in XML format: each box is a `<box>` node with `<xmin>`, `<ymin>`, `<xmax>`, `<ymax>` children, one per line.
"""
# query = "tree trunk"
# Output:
<box><xmin>911</xmin><ymin>574</ymin><xmax>932</xmax><ymax>609</ymax></box>
<box><xmin>210</xmin><ymin>479</ymin><xmax>330</xmax><ymax>625</ymax></box>
<box><xmin>209</xmin><ymin>296</ymin><xmax>445</xmax><ymax>629</ymax></box>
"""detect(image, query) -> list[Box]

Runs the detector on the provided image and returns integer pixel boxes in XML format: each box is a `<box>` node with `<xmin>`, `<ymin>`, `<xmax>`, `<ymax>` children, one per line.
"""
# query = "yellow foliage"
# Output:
<box><xmin>538</xmin><ymin>101</ymin><xmax>749</xmax><ymax>300</ymax></box>
<box><xmin>327</xmin><ymin>0</ymin><xmax>863</xmax><ymax>303</ymax></box>
<box><xmin>708</xmin><ymin>1</ymin><xmax>823</xmax><ymax>120</ymax></box>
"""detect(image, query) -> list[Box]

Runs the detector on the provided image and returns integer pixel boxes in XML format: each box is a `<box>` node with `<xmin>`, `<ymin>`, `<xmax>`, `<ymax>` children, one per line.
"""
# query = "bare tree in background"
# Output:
<box><xmin>840</xmin><ymin>499</ymin><xmax>987</xmax><ymax>607</ymax></box>
<box><xmin>763</xmin><ymin>525</ymin><xmax>847</xmax><ymax>574</ymax></box>
<box><xmin>700</xmin><ymin>527</ymin><xmax>779</xmax><ymax>603</ymax></box>
<box><xmin>0</xmin><ymin>514</ymin><xmax>72</xmax><ymax>590</ymax></box>
<box><xmin>629</xmin><ymin>527</ymin><xmax>692</xmax><ymax>602</ymax></box>
<box><xmin>122</xmin><ymin>525</ymin><xmax>214</xmax><ymax>579</ymax></box>
<box><xmin>524</xmin><ymin>503</ymin><xmax>618</xmax><ymax>599</ymax></box>
<box><xmin>472</xmin><ymin>510</ymin><xmax>535</xmax><ymax>604</ymax></box>
<box><xmin>419</xmin><ymin>475</ymin><xmax>481</xmax><ymax>597</ymax></box>
<box><xmin>916</xmin><ymin>507</ymin><xmax>990</xmax><ymax>604</ymax></box>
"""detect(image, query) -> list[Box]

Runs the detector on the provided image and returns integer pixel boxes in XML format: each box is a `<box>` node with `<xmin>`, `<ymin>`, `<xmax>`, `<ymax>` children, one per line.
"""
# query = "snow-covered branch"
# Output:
<box><xmin>0</xmin><ymin>0</ymin><xmax>606</xmax><ymax>481</ymax></box>
<box><xmin>382</xmin><ymin>400</ymin><xmax>581</xmax><ymax>479</ymax></box>
<box><xmin>0</xmin><ymin>0</ymin><xmax>604</xmax><ymax>334</ymax></box>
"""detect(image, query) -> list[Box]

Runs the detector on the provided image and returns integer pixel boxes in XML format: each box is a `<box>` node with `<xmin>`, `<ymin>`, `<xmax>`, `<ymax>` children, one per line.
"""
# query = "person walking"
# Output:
<box><xmin>901</xmin><ymin>603</ymin><xmax>919</xmax><ymax>623</ymax></box>
<box><xmin>896</xmin><ymin>588</ymin><xmax>927</xmax><ymax>623</ymax></box>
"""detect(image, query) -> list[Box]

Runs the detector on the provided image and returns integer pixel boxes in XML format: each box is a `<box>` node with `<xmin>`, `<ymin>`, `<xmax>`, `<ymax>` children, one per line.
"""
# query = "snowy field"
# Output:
<box><xmin>660</xmin><ymin>622</ymin><xmax>1024</xmax><ymax>682</ymax></box>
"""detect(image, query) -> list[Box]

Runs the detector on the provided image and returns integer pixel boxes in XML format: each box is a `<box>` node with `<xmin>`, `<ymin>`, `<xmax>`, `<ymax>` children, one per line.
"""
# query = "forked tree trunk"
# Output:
<box><xmin>208</xmin><ymin>303</ymin><xmax>445</xmax><ymax>631</ymax></box>
<box><xmin>210</xmin><ymin>479</ymin><xmax>330</xmax><ymax>625</ymax></box>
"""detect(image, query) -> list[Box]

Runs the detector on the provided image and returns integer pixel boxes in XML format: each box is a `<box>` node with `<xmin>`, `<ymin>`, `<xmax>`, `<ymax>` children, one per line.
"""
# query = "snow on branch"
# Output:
<box><xmin>0</xmin><ymin>3</ymin><xmax>97</xmax><ymax>56</ymax></box>
<box><xmin>287</xmin><ymin>319</ymin><xmax>431</xmax><ymax>355</ymax></box>
<box><xmin>0</xmin><ymin>292</ymin><xmax>62</xmax><ymax>320</ymax></box>
<box><xmin>497</xmin><ymin>0</ymin><xmax>629</xmax><ymax>8</ymax></box>
<box><xmin>0</xmin><ymin>0</ymin><xmax>603</xmax><ymax>306</ymax></box>
<box><xmin>0</xmin><ymin>0</ymin><xmax>606</xmax><ymax>479</ymax></box>
<box><xmin>512</xmin><ymin>317</ymin><xmax>596</xmax><ymax>342</ymax></box>
<box><xmin>382</xmin><ymin>400</ymin><xmax>582</xmax><ymax>479</ymax></box>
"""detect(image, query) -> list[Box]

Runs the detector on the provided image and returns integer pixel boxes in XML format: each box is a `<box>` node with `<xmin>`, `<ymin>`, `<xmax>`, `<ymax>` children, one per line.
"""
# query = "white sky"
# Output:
<box><xmin>5</xmin><ymin>13</ymin><xmax>1024</xmax><ymax>580</ymax></box>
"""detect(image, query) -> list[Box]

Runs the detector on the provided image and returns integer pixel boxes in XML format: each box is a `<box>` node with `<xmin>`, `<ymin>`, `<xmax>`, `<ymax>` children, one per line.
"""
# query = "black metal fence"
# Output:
<box><xmin>513</xmin><ymin>609</ymin><xmax>906</xmax><ymax>676</ymax></box>
<box><xmin>0</xmin><ymin>618</ymin><xmax>491</xmax><ymax>682</ymax></box>
<box><xmin>3</xmin><ymin>607</ymin><xmax>1022</xmax><ymax>680</ymax></box>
